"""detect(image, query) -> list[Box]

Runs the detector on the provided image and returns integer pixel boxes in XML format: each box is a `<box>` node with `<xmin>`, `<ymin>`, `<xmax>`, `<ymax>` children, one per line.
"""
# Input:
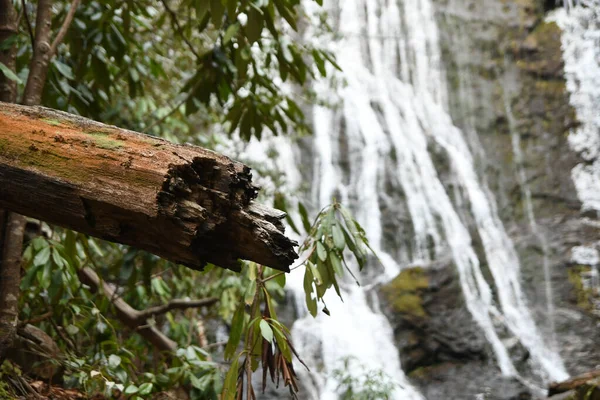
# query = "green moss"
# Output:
<box><xmin>0</xmin><ymin>380</ymin><xmax>13</xmax><ymax>400</ymax></box>
<box><xmin>83</xmin><ymin>130</ymin><xmax>125</xmax><ymax>149</ymax></box>
<box><xmin>392</xmin><ymin>294</ymin><xmax>427</xmax><ymax>317</ymax></box>
<box><xmin>388</xmin><ymin>267</ymin><xmax>429</xmax><ymax>291</ymax></box>
<box><xmin>94</xmin><ymin>137</ymin><xmax>124</xmax><ymax>150</ymax></box>
<box><xmin>86</xmin><ymin>130</ymin><xmax>110</xmax><ymax>137</ymax></box>
<box><xmin>382</xmin><ymin>267</ymin><xmax>429</xmax><ymax>318</ymax></box>
<box><xmin>568</xmin><ymin>265</ymin><xmax>595</xmax><ymax>311</ymax></box>
<box><xmin>41</xmin><ymin>118</ymin><xmax>62</xmax><ymax>126</ymax></box>
<box><xmin>0</xmin><ymin>139</ymin><xmax>7</xmax><ymax>152</ymax></box>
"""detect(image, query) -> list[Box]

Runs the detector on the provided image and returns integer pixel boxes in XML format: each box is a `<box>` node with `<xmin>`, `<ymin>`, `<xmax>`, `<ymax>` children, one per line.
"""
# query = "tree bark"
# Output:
<box><xmin>0</xmin><ymin>0</ymin><xmax>23</xmax><ymax>361</ymax></box>
<box><xmin>0</xmin><ymin>0</ymin><xmax>18</xmax><ymax>103</ymax></box>
<box><xmin>22</xmin><ymin>0</ymin><xmax>53</xmax><ymax>106</ymax></box>
<box><xmin>0</xmin><ymin>102</ymin><xmax>298</xmax><ymax>272</ymax></box>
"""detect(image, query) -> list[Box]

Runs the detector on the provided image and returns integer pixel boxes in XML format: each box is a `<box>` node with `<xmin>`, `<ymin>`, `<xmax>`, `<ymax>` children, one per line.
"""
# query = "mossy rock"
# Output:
<box><xmin>382</xmin><ymin>267</ymin><xmax>429</xmax><ymax>319</ymax></box>
<box><xmin>568</xmin><ymin>265</ymin><xmax>598</xmax><ymax>313</ymax></box>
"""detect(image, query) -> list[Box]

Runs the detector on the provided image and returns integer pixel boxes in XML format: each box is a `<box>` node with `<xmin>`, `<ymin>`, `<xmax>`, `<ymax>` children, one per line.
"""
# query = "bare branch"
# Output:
<box><xmin>49</xmin><ymin>0</ymin><xmax>80</xmax><ymax>57</ymax></box>
<box><xmin>78</xmin><ymin>266</ymin><xmax>177</xmax><ymax>352</ymax></box>
<box><xmin>22</xmin><ymin>0</ymin><xmax>52</xmax><ymax>105</ymax></box>
<box><xmin>143</xmin><ymin>79</ymin><xmax>202</xmax><ymax>133</ymax></box>
<box><xmin>20</xmin><ymin>0</ymin><xmax>34</xmax><ymax>50</ymax></box>
<box><xmin>159</xmin><ymin>0</ymin><xmax>201</xmax><ymax>60</ymax></box>
<box><xmin>136</xmin><ymin>297</ymin><xmax>219</xmax><ymax>322</ymax></box>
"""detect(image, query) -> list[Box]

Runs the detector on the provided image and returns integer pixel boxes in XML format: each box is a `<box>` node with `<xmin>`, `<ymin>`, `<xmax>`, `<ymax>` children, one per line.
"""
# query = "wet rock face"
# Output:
<box><xmin>380</xmin><ymin>265</ymin><xmax>533</xmax><ymax>399</ymax></box>
<box><xmin>381</xmin><ymin>265</ymin><xmax>487</xmax><ymax>373</ymax></box>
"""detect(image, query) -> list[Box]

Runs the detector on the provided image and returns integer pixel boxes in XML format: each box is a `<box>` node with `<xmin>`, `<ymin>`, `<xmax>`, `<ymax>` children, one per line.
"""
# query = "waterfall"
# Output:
<box><xmin>501</xmin><ymin>65</ymin><xmax>557</xmax><ymax>349</ymax></box>
<box><xmin>239</xmin><ymin>0</ymin><xmax>578</xmax><ymax>397</ymax></box>
<box><xmin>285</xmin><ymin>0</ymin><xmax>571</xmax><ymax>397</ymax></box>
<box><xmin>549</xmin><ymin>4</ymin><xmax>600</xmax><ymax>215</ymax></box>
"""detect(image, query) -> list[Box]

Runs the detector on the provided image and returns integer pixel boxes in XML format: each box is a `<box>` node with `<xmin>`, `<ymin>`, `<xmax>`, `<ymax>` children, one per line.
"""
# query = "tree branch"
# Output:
<box><xmin>22</xmin><ymin>0</ymin><xmax>53</xmax><ymax>105</ymax></box>
<box><xmin>136</xmin><ymin>297</ymin><xmax>219</xmax><ymax>323</ymax></box>
<box><xmin>20</xmin><ymin>0</ymin><xmax>34</xmax><ymax>50</ymax></box>
<box><xmin>78</xmin><ymin>266</ymin><xmax>177</xmax><ymax>353</ymax></box>
<box><xmin>0</xmin><ymin>102</ymin><xmax>298</xmax><ymax>272</ymax></box>
<box><xmin>49</xmin><ymin>0</ymin><xmax>80</xmax><ymax>58</ymax></box>
<box><xmin>143</xmin><ymin>78</ymin><xmax>202</xmax><ymax>133</ymax></box>
<box><xmin>159</xmin><ymin>0</ymin><xmax>201</xmax><ymax>60</ymax></box>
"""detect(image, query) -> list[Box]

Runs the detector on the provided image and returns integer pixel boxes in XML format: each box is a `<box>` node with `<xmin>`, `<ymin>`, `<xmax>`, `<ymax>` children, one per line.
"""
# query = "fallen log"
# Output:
<box><xmin>549</xmin><ymin>370</ymin><xmax>600</xmax><ymax>396</ymax></box>
<box><xmin>0</xmin><ymin>102</ymin><xmax>297</xmax><ymax>271</ymax></box>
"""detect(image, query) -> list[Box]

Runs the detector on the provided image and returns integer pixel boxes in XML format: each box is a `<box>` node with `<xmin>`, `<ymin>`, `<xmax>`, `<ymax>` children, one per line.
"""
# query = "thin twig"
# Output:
<box><xmin>49</xmin><ymin>0</ymin><xmax>81</xmax><ymax>57</ymax></box>
<box><xmin>19</xmin><ymin>311</ymin><xmax>53</xmax><ymax>327</ymax></box>
<box><xmin>20</xmin><ymin>0</ymin><xmax>34</xmax><ymax>49</ymax></box>
<box><xmin>202</xmin><ymin>340</ymin><xmax>228</xmax><ymax>350</ymax></box>
<box><xmin>143</xmin><ymin>78</ymin><xmax>202</xmax><ymax>133</ymax></box>
<box><xmin>159</xmin><ymin>0</ymin><xmax>201</xmax><ymax>60</ymax></box>
<box><xmin>136</xmin><ymin>297</ymin><xmax>219</xmax><ymax>321</ymax></box>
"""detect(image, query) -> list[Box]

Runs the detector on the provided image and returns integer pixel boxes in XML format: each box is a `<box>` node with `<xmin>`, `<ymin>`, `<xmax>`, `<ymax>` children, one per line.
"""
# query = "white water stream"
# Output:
<box><xmin>549</xmin><ymin>3</ymin><xmax>600</xmax><ymax>215</ymax></box>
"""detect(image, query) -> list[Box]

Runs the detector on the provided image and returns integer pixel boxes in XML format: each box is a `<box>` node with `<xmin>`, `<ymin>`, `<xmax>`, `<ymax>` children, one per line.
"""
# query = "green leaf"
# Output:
<box><xmin>52</xmin><ymin>59</ymin><xmax>75</xmax><ymax>80</ymax></box>
<box><xmin>21</xmin><ymin>264</ymin><xmax>42</xmax><ymax>289</ymax></box>
<box><xmin>223</xmin><ymin>23</ymin><xmax>239</xmax><ymax>44</ymax></box>
<box><xmin>329</xmin><ymin>251</ymin><xmax>344</xmax><ymax>276</ymax></box>
<box><xmin>316</xmin><ymin>241</ymin><xmax>327</xmax><ymax>262</ymax></box>
<box><xmin>272</xmin><ymin>326</ymin><xmax>292</xmax><ymax>361</ymax></box>
<box><xmin>227</xmin><ymin>102</ymin><xmax>244</xmax><ymax>134</ymax></box>
<box><xmin>195</xmin><ymin>1</ymin><xmax>210</xmax><ymax>21</ymax></box>
<box><xmin>210</xmin><ymin>0</ymin><xmax>225</xmax><ymax>27</ymax></box>
<box><xmin>308</xmin><ymin>260</ymin><xmax>322</xmax><ymax>285</ymax></box>
<box><xmin>342</xmin><ymin>227</ymin><xmax>366</xmax><ymax>270</ymax></box>
<box><xmin>124</xmin><ymin>385</ymin><xmax>139</xmax><ymax>394</ymax></box>
<box><xmin>108</xmin><ymin>354</ymin><xmax>121</xmax><ymax>368</ymax></box>
<box><xmin>298</xmin><ymin>202</ymin><xmax>312</xmax><ymax>233</ymax></box>
<box><xmin>259</xmin><ymin>319</ymin><xmax>273</xmax><ymax>343</ymax></box>
<box><xmin>246</xmin><ymin>7</ymin><xmax>263</xmax><ymax>44</ymax></box>
<box><xmin>66</xmin><ymin>324</ymin><xmax>79</xmax><ymax>335</ymax></box>
<box><xmin>332</xmin><ymin>224</ymin><xmax>345</xmax><ymax>251</ymax></box>
<box><xmin>273</xmin><ymin>0</ymin><xmax>297</xmax><ymax>31</ymax></box>
<box><xmin>34</xmin><ymin>246</ymin><xmax>51</xmax><ymax>267</ymax></box>
<box><xmin>0</xmin><ymin>62</ymin><xmax>22</xmax><ymax>84</ymax></box>
<box><xmin>226</xmin><ymin>0</ymin><xmax>237</xmax><ymax>17</ymax></box>
<box><xmin>222</xmin><ymin>356</ymin><xmax>239</xmax><ymax>400</ymax></box>
<box><xmin>138</xmin><ymin>382</ymin><xmax>153</xmax><ymax>396</ymax></box>
<box><xmin>224</xmin><ymin>303</ymin><xmax>245</xmax><ymax>360</ymax></box>
<box><xmin>51</xmin><ymin>248</ymin><xmax>66</xmax><ymax>268</ymax></box>
<box><xmin>272</xmin><ymin>271</ymin><xmax>285</xmax><ymax>288</ymax></box>
<box><xmin>189</xmin><ymin>373</ymin><xmax>204</xmax><ymax>390</ymax></box>
<box><xmin>303</xmin><ymin>268</ymin><xmax>317</xmax><ymax>317</ymax></box>
<box><xmin>244</xmin><ymin>279</ymin><xmax>256</xmax><ymax>305</ymax></box>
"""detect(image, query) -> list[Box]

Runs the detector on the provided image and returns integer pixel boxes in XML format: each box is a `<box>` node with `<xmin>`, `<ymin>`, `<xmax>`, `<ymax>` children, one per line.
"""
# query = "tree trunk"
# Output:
<box><xmin>0</xmin><ymin>102</ymin><xmax>298</xmax><ymax>272</ymax></box>
<box><xmin>0</xmin><ymin>0</ymin><xmax>23</xmax><ymax>361</ymax></box>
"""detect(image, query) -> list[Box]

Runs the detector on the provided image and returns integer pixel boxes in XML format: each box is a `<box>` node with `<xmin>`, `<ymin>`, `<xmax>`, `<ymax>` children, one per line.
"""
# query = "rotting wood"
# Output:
<box><xmin>0</xmin><ymin>102</ymin><xmax>298</xmax><ymax>272</ymax></box>
<box><xmin>549</xmin><ymin>370</ymin><xmax>600</xmax><ymax>396</ymax></box>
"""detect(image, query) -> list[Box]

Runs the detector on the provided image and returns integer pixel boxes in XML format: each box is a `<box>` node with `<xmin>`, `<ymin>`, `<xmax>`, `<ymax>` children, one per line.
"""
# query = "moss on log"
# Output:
<box><xmin>0</xmin><ymin>102</ymin><xmax>298</xmax><ymax>272</ymax></box>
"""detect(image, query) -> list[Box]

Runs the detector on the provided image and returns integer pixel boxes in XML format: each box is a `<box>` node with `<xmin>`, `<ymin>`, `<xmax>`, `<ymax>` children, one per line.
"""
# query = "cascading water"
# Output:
<box><xmin>548</xmin><ymin>3</ymin><xmax>600</xmax><ymax>215</ymax></box>
<box><xmin>501</xmin><ymin>67</ymin><xmax>557</xmax><ymax>349</ymax></box>
<box><xmin>548</xmin><ymin>0</ymin><xmax>600</xmax><ymax>328</ymax></box>
<box><xmin>283</xmin><ymin>0</ymin><xmax>571</xmax><ymax>397</ymax></box>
